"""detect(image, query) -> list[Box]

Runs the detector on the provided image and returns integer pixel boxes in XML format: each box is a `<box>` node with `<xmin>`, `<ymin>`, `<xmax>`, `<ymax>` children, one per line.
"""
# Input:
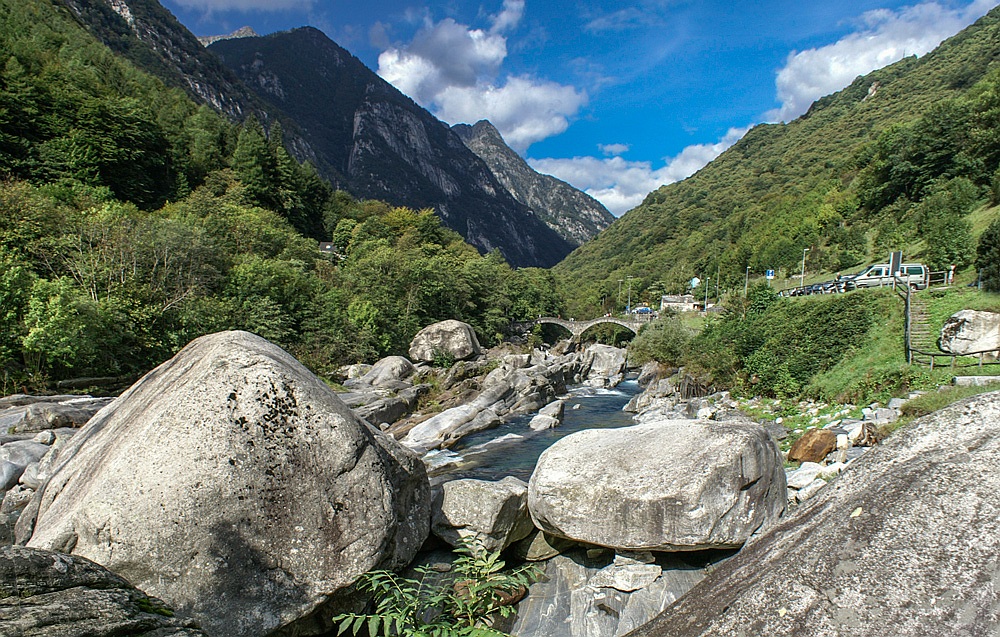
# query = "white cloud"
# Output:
<box><xmin>531</xmin><ymin>127</ymin><xmax>749</xmax><ymax>216</ymax></box>
<box><xmin>169</xmin><ymin>0</ymin><xmax>312</xmax><ymax>12</ymax></box>
<box><xmin>377</xmin><ymin>2</ymin><xmax>585</xmax><ymax>152</ymax></box>
<box><xmin>771</xmin><ymin>0</ymin><xmax>997</xmax><ymax>121</ymax></box>
<box><xmin>599</xmin><ymin>143</ymin><xmax>630</xmax><ymax>156</ymax></box>
<box><xmin>490</xmin><ymin>0</ymin><xmax>525</xmax><ymax>33</ymax></box>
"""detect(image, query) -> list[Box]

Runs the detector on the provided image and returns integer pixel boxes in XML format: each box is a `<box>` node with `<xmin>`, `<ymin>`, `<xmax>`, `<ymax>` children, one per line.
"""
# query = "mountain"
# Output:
<box><xmin>452</xmin><ymin>120</ymin><xmax>615</xmax><ymax>247</ymax></box>
<box><xmin>59</xmin><ymin>1</ymin><xmax>572</xmax><ymax>268</ymax></box>
<box><xmin>57</xmin><ymin>0</ymin><xmax>256</xmax><ymax>120</ymax></box>
<box><xmin>554</xmin><ymin>6</ymin><xmax>1000</xmax><ymax>315</ymax></box>
<box><xmin>208</xmin><ymin>27</ymin><xmax>573</xmax><ymax>268</ymax></box>
<box><xmin>197</xmin><ymin>26</ymin><xmax>258</xmax><ymax>47</ymax></box>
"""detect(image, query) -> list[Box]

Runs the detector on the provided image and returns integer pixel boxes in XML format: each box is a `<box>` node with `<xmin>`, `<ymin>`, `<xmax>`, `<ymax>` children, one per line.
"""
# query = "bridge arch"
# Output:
<box><xmin>534</xmin><ymin>316</ymin><xmax>645</xmax><ymax>339</ymax></box>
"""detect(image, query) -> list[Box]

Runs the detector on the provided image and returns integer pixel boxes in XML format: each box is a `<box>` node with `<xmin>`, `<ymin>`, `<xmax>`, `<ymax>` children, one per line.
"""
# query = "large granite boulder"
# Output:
<box><xmin>409</xmin><ymin>320</ymin><xmax>482</xmax><ymax>363</ymax></box>
<box><xmin>356</xmin><ymin>355</ymin><xmax>416</xmax><ymax>388</ymax></box>
<box><xmin>939</xmin><ymin>309</ymin><xmax>1000</xmax><ymax>357</ymax></box>
<box><xmin>0</xmin><ymin>545</ymin><xmax>207</xmax><ymax>636</ymax></box>
<box><xmin>23</xmin><ymin>330</ymin><xmax>430</xmax><ymax>637</ymax></box>
<box><xmin>582</xmin><ymin>344</ymin><xmax>627</xmax><ymax>387</ymax></box>
<box><xmin>431</xmin><ymin>477</ymin><xmax>535</xmax><ymax>551</ymax></box>
<box><xmin>625</xmin><ymin>390</ymin><xmax>1000</xmax><ymax>637</ymax></box>
<box><xmin>528</xmin><ymin>419</ymin><xmax>785</xmax><ymax>551</ymax></box>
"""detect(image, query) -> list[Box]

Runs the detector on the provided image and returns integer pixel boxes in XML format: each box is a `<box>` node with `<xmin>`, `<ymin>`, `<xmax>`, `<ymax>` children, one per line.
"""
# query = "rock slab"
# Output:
<box><xmin>431</xmin><ymin>476</ymin><xmax>535</xmax><ymax>551</ymax></box>
<box><xmin>0</xmin><ymin>545</ymin><xmax>206</xmax><ymax>636</ymax></box>
<box><xmin>24</xmin><ymin>330</ymin><xmax>430</xmax><ymax>637</ymax></box>
<box><xmin>528</xmin><ymin>419</ymin><xmax>786</xmax><ymax>551</ymax></box>
<box><xmin>625</xmin><ymin>390</ymin><xmax>1000</xmax><ymax>637</ymax></box>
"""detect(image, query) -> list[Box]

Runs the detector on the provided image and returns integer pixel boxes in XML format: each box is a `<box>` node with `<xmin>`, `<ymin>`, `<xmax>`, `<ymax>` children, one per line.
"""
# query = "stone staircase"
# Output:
<box><xmin>908</xmin><ymin>294</ymin><xmax>940</xmax><ymax>365</ymax></box>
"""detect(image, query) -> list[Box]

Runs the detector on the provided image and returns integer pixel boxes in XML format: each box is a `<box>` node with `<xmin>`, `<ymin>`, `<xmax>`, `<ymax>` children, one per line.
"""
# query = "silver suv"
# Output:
<box><xmin>843</xmin><ymin>263</ymin><xmax>928</xmax><ymax>290</ymax></box>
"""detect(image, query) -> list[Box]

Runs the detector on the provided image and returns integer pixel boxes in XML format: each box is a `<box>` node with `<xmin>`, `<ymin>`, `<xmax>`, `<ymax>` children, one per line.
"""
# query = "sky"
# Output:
<box><xmin>160</xmin><ymin>0</ymin><xmax>999</xmax><ymax>215</ymax></box>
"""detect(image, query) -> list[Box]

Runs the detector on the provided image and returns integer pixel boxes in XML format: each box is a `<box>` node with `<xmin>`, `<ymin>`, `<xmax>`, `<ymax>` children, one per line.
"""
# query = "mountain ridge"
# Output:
<box><xmin>452</xmin><ymin>120</ymin><xmax>615</xmax><ymax>247</ymax></box>
<box><xmin>208</xmin><ymin>26</ymin><xmax>574</xmax><ymax>267</ymax></box>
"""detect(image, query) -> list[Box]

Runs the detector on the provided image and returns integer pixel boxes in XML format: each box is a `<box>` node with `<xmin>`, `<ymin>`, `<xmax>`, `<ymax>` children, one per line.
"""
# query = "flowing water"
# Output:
<box><xmin>424</xmin><ymin>379</ymin><xmax>641</xmax><ymax>483</ymax></box>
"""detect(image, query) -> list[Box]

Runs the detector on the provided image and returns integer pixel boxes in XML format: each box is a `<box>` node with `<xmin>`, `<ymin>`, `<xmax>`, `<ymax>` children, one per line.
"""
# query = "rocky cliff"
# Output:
<box><xmin>453</xmin><ymin>120</ymin><xmax>615</xmax><ymax>247</ymax></box>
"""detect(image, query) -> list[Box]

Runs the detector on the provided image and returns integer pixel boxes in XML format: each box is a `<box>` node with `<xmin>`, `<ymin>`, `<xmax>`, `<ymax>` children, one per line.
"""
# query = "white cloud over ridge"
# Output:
<box><xmin>531</xmin><ymin>127</ymin><xmax>749</xmax><ymax>216</ymax></box>
<box><xmin>170</xmin><ymin>0</ymin><xmax>312</xmax><ymax>12</ymax></box>
<box><xmin>376</xmin><ymin>1</ymin><xmax>586</xmax><ymax>153</ymax></box>
<box><xmin>771</xmin><ymin>0</ymin><xmax>996</xmax><ymax>121</ymax></box>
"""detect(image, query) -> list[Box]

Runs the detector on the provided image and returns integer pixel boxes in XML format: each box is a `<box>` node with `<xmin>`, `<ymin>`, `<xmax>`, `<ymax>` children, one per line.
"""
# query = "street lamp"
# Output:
<box><xmin>744</xmin><ymin>265</ymin><xmax>750</xmax><ymax>297</ymax></box>
<box><xmin>800</xmin><ymin>248</ymin><xmax>810</xmax><ymax>289</ymax></box>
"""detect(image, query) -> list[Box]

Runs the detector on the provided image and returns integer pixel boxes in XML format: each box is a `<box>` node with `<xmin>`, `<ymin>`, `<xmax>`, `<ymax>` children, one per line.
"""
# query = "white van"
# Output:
<box><xmin>843</xmin><ymin>263</ymin><xmax>928</xmax><ymax>290</ymax></box>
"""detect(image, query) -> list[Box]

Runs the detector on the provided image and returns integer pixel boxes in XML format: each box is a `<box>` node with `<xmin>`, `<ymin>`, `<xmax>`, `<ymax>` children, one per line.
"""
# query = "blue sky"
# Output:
<box><xmin>160</xmin><ymin>0</ymin><xmax>997</xmax><ymax>215</ymax></box>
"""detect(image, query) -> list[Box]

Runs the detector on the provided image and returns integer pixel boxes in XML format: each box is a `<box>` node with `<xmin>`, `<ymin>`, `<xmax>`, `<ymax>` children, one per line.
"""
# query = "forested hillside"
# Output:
<box><xmin>555</xmin><ymin>6</ymin><xmax>1000</xmax><ymax>315</ymax></box>
<box><xmin>0</xmin><ymin>0</ymin><xmax>561</xmax><ymax>389</ymax></box>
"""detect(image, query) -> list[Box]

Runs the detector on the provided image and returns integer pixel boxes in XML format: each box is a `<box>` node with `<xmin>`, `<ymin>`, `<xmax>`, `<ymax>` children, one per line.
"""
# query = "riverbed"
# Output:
<box><xmin>424</xmin><ymin>379</ymin><xmax>640</xmax><ymax>483</ymax></box>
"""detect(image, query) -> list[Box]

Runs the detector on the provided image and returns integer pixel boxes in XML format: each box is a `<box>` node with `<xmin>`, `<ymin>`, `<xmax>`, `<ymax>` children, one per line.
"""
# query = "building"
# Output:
<box><xmin>660</xmin><ymin>294</ymin><xmax>699</xmax><ymax>312</ymax></box>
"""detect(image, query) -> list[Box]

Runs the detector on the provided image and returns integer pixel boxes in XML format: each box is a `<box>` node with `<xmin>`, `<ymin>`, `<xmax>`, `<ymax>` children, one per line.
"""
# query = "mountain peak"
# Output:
<box><xmin>198</xmin><ymin>26</ymin><xmax>259</xmax><ymax>47</ymax></box>
<box><xmin>452</xmin><ymin>120</ymin><xmax>614</xmax><ymax>247</ymax></box>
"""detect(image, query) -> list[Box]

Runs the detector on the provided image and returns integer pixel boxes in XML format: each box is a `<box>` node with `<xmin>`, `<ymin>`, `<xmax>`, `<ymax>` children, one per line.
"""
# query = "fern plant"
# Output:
<box><xmin>334</xmin><ymin>538</ymin><xmax>538</xmax><ymax>637</ymax></box>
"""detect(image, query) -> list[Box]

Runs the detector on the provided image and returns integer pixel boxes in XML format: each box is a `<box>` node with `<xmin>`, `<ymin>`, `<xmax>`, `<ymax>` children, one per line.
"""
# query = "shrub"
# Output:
<box><xmin>334</xmin><ymin>539</ymin><xmax>538</xmax><ymax>637</ymax></box>
<box><xmin>976</xmin><ymin>217</ymin><xmax>1000</xmax><ymax>292</ymax></box>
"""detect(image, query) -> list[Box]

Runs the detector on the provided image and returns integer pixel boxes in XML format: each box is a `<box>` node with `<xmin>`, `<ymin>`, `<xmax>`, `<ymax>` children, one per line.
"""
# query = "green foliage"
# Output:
<box><xmin>682</xmin><ymin>291</ymin><xmax>880</xmax><ymax>398</ymax></box>
<box><xmin>627</xmin><ymin>312</ymin><xmax>693</xmax><ymax>366</ymax></box>
<box><xmin>334</xmin><ymin>539</ymin><xmax>538</xmax><ymax>637</ymax></box>
<box><xmin>432</xmin><ymin>348</ymin><xmax>457</xmax><ymax>369</ymax></box>
<box><xmin>977</xmin><ymin>217</ymin><xmax>1000</xmax><ymax>291</ymax></box>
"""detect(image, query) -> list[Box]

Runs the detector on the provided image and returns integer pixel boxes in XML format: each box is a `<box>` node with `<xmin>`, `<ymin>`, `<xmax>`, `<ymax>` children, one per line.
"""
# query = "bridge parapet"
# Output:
<box><xmin>533</xmin><ymin>316</ymin><xmax>649</xmax><ymax>338</ymax></box>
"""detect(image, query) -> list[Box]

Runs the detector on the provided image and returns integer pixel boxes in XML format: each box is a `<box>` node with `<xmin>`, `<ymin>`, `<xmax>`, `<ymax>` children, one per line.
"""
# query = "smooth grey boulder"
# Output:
<box><xmin>625</xmin><ymin>390</ymin><xmax>1000</xmax><ymax>637</ymax></box>
<box><xmin>24</xmin><ymin>330</ymin><xmax>430</xmax><ymax>637</ymax></box>
<box><xmin>939</xmin><ymin>309</ymin><xmax>1000</xmax><ymax>357</ymax></box>
<box><xmin>409</xmin><ymin>320</ymin><xmax>482</xmax><ymax>363</ymax></box>
<box><xmin>431</xmin><ymin>476</ymin><xmax>535</xmax><ymax>551</ymax></box>
<box><xmin>528</xmin><ymin>419</ymin><xmax>785</xmax><ymax>551</ymax></box>
<box><xmin>358</xmin><ymin>355</ymin><xmax>416</xmax><ymax>387</ymax></box>
<box><xmin>0</xmin><ymin>440</ymin><xmax>49</xmax><ymax>490</ymax></box>
<box><xmin>0</xmin><ymin>545</ymin><xmax>206</xmax><ymax>636</ymax></box>
<box><xmin>529</xmin><ymin>399</ymin><xmax>565</xmax><ymax>431</ymax></box>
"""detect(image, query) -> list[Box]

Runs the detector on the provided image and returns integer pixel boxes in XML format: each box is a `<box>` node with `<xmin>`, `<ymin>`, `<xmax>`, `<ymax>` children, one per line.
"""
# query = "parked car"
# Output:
<box><xmin>842</xmin><ymin>263</ymin><xmax>928</xmax><ymax>290</ymax></box>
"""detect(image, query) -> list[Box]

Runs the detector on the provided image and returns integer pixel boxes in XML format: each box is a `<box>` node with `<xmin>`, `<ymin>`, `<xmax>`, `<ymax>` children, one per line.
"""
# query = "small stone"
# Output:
<box><xmin>836</xmin><ymin>433</ymin><xmax>850</xmax><ymax>450</ymax></box>
<box><xmin>32</xmin><ymin>430</ymin><xmax>56</xmax><ymax>445</ymax></box>
<box><xmin>589</xmin><ymin>563</ymin><xmax>662</xmax><ymax>592</ymax></box>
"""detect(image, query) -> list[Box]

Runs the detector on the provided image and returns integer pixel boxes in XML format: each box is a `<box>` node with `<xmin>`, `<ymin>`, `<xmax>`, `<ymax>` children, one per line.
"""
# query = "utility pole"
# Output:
<box><xmin>617</xmin><ymin>279</ymin><xmax>623</xmax><ymax>313</ymax></box>
<box><xmin>800</xmin><ymin>248</ymin><xmax>809</xmax><ymax>289</ymax></box>
<box><xmin>704</xmin><ymin>276</ymin><xmax>710</xmax><ymax>311</ymax></box>
<box><xmin>716</xmin><ymin>265</ymin><xmax>720</xmax><ymax>300</ymax></box>
<box><xmin>744</xmin><ymin>265</ymin><xmax>750</xmax><ymax>296</ymax></box>
<box><xmin>626</xmin><ymin>276</ymin><xmax>634</xmax><ymax>314</ymax></box>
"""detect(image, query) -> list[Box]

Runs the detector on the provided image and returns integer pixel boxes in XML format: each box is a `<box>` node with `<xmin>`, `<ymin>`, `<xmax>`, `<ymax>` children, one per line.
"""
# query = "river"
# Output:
<box><xmin>423</xmin><ymin>378</ymin><xmax>641</xmax><ymax>483</ymax></box>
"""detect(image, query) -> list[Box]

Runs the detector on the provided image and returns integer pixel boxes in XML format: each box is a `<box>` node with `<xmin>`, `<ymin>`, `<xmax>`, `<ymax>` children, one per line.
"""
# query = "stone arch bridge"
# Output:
<box><xmin>514</xmin><ymin>316</ymin><xmax>652</xmax><ymax>339</ymax></box>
